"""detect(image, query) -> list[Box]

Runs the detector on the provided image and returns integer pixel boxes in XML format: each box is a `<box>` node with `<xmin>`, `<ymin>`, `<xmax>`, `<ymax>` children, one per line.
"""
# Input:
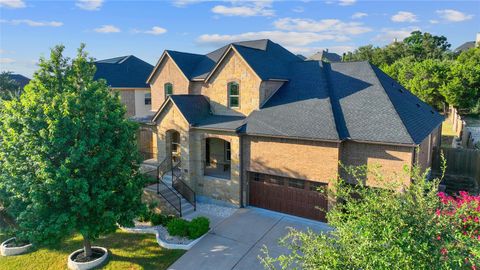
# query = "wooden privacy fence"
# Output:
<box><xmin>432</xmin><ymin>147</ymin><xmax>480</xmax><ymax>185</ymax></box>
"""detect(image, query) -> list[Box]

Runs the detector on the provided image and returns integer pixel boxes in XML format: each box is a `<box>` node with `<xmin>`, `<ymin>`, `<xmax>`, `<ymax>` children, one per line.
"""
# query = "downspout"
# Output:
<box><xmin>239</xmin><ymin>134</ymin><xmax>244</xmax><ymax>208</ymax></box>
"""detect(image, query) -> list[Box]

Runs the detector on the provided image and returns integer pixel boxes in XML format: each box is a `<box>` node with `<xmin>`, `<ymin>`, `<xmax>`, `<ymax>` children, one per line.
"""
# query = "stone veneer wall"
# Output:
<box><xmin>150</xmin><ymin>55</ymin><xmax>190</xmax><ymax>112</ymax></box>
<box><xmin>201</xmin><ymin>50</ymin><xmax>262</xmax><ymax>117</ymax></box>
<box><xmin>190</xmin><ymin>130</ymin><xmax>241</xmax><ymax>206</ymax></box>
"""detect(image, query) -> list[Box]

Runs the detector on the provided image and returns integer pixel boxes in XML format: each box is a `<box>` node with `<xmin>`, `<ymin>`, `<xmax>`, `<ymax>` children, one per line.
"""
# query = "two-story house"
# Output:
<box><xmin>145</xmin><ymin>39</ymin><xmax>443</xmax><ymax>221</ymax></box>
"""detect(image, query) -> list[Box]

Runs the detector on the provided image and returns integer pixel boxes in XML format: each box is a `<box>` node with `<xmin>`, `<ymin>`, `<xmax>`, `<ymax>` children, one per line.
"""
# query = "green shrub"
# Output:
<box><xmin>150</xmin><ymin>213</ymin><xmax>163</xmax><ymax>226</ymax></box>
<box><xmin>150</xmin><ymin>213</ymin><xmax>176</xmax><ymax>226</ymax></box>
<box><xmin>166</xmin><ymin>218</ymin><xmax>189</xmax><ymax>237</ymax></box>
<box><xmin>137</xmin><ymin>206</ymin><xmax>152</xmax><ymax>222</ymax></box>
<box><xmin>187</xmin><ymin>217</ymin><xmax>210</xmax><ymax>239</ymax></box>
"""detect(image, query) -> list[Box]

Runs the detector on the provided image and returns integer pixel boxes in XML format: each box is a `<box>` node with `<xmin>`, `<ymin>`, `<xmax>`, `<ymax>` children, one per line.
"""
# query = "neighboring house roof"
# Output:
<box><xmin>151</xmin><ymin>39</ymin><xmax>443</xmax><ymax>146</ymax></box>
<box><xmin>307</xmin><ymin>50</ymin><xmax>342</xmax><ymax>62</ymax></box>
<box><xmin>8</xmin><ymin>74</ymin><xmax>30</xmax><ymax>88</ymax></box>
<box><xmin>95</xmin><ymin>55</ymin><xmax>153</xmax><ymax>88</ymax></box>
<box><xmin>454</xmin><ymin>41</ymin><xmax>475</xmax><ymax>53</ymax></box>
<box><xmin>148</xmin><ymin>39</ymin><xmax>303</xmax><ymax>82</ymax></box>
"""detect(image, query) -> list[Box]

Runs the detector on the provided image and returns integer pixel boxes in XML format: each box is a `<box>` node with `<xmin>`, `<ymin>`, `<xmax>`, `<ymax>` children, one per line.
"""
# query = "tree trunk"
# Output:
<box><xmin>83</xmin><ymin>236</ymin><xmax>92</xmax><ymax>258</ymax></box>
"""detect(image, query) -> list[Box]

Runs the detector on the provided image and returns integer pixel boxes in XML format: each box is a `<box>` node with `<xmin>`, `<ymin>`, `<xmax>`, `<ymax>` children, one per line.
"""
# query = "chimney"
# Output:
<box><xmin>476</xmin><ymin>32</ymin><xmax>480</xmax><ymax>47</ymax></box>
<box><xmin>325</xmin><ymin>48</ymin><xmax>329</xmax><ymax>53</ymax></box>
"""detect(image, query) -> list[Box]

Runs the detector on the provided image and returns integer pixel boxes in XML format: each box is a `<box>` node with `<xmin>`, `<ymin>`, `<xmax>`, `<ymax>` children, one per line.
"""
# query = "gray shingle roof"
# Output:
<box><xmin>454</xmin><ymin>41</ymin><xmax>475</xmax><ymax>53</ymax></box>
<box><xmin>160</xmin><ymin>39</ymin><xmax>303</xmax><ymax>81</ymax></box>
<box><xmin>162</xmin><ymin>95</ymin><xmax>245</xmax><ymax>131</ymax></box>
<box><xmin>94</xmin><ymin>55</ymin><xmax>153</xmax><ymax>88</ymax></box>
<box><xmin>7</xmin><ymin>74</ymin><xmax>30</xmax><ymax>88</ymax></box>
<box><xmin>244</xmin><ymin>61</ymin><xmax>339</xmax><ymax>141</ymax></box>
<box><xmin>307</xmin><ymin>51</ymin><xmax>342</xmax><ymax>62</ymax></box>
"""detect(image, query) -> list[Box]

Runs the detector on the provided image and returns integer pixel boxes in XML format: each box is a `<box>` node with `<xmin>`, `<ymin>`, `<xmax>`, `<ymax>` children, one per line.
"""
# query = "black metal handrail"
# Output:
<box><xmin>155</xmin><ymin>157</ymin><xmax>183</xmax><ymax>216</ymax></box>
<box><xmin>157</xmin><ymin>179</ymin><xmax>182</xmax><ymax>216</ymax></box>
<box><xmin>172</xmin><ymin>175</ymin><xmax>197</xmax><ymax>211</ymax></box>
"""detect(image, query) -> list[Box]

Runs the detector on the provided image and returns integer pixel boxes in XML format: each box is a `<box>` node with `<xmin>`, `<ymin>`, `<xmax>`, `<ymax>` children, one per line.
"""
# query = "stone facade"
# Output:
<box><xmin>150</xmin><ymin>55</ymin><xmax>190</xmax><ymax>112</ymax></box>
<box><xmin>202</xmin><ymin>49</ymin><xmax>262</xmax><ymax>116</ymax></box>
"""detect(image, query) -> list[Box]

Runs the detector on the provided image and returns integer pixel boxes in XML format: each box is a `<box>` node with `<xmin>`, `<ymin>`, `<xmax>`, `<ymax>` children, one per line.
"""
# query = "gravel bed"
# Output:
<box><xmin>130</xmin><ymin>221</ymin><xmax>193</xmax><ymax>245</ymax></box>
<box><xmin>195</xmin><ymin>203</ymin><xmax>237</xmax><ymax>218</ymax></box>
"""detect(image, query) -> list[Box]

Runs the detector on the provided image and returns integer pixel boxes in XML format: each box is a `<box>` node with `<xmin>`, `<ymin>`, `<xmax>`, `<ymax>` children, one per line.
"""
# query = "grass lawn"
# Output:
<box><xmin>0</xmin><ymin>230</ymin><xmax>185</xmax><ymax>270</ymax></box>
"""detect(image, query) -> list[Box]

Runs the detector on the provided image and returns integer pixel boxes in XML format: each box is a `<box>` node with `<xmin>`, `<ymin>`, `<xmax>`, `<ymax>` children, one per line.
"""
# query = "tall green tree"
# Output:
<box><xmin>383</xmin><ymin>57</ymin><xmax>449</xmax><ymax>110</ymax></box>
<box><xmin>0</xmin><ymin>45</ymin><xmax>144</xmax><ymax>258</ymax></box>
<box><xmin>0</xmin><ymin>71</ymin><xmax>21</xmax><ymax>101</ymax></box>
<box><xmin>403</xmin><ymin>31</ymin><xmax>451</xmax><ymax>60</ymax></box>
<box><xmin>440</xmin><ymin>48</ymin><xmax>480</xmax><ymax>113</ymax></box>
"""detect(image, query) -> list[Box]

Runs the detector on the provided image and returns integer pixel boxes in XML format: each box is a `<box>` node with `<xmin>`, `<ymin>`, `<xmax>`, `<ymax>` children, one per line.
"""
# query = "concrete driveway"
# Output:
<box><xmin>168</xmin><ymin>208</ymin><xmax>331</xmax><ymax>270</ymax></box>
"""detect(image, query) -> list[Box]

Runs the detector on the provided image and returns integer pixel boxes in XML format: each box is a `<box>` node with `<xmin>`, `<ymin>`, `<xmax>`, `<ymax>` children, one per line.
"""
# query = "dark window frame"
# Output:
<box><xmin>164</xmin><ymin>83</ymin><xmax>173</xmax><ymax>99</ymax></box>
<box><xmin>227</xmin><ymin>81</ymin><xmax>240</xmax><ymax>108</ymax></box>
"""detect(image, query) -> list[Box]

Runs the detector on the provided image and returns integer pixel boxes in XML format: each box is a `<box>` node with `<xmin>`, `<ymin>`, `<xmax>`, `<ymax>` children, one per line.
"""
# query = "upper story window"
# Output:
<box><xmin>228</xmin><ymin>82</ymin><xmax>239</xmax><ymax>108</ymax></box>
<box><xmin>144</xmin><ymin>92</ymin><xmax>151</xmax><ymax>105</ymax></box>
<box><xmin>164</xmin><ymin>83</ymin><xmax>173</xmax><ymax>99</ymax></box>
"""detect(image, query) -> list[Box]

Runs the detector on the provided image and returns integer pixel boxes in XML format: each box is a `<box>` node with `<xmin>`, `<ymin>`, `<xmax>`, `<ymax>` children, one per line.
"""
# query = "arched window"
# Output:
<box><xmin>228</xmin><ymin>82</ymin><xmax>239</xmax><ymax>108</ymax></box>
<box><xmin>164</xmin><ymin>83</ymin><xmax>173</xmax><ymax>99</ymax></box>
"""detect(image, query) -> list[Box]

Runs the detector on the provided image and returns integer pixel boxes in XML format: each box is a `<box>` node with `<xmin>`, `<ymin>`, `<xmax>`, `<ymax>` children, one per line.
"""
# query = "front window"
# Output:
<box><xmin>224</xmin><ymin>141</ymin><xmax>231</xmax><ymax>162</ymax></box>
<box><xmin>164</xmin><ymin>83</ymin><xmax>173</xmax><ymax>99</ymax></box>
<box><xmin>228</xmin><ymin>82</ymin><xmax>239</xmax><ymax>108</ymax></box>
<box><xmin>144</xmin><ymin>92</ymin><xmax>151</xmax><ymax>105</ymax></box>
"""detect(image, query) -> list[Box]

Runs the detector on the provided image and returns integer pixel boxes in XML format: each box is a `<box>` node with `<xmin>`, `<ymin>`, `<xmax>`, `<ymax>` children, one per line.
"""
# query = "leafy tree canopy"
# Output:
<box><xmin>0</xmin><ymin>44</ymin><xmax>145</xmax><ymax>257</ymax></box>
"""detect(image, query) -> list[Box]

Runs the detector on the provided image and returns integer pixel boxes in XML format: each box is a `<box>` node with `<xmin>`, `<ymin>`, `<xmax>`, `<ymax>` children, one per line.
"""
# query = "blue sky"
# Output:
<box><xmin>1</xmin><ymin>0</ymin><xmax>479</xmax><ymax>77</ymax></box>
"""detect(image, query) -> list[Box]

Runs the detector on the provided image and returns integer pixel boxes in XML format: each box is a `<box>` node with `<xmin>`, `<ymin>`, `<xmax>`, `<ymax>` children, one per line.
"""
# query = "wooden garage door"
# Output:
<box><xmin>248</xmin><ymin>172</ymin><xmax>328</xmax><ymax>222</ymax></box>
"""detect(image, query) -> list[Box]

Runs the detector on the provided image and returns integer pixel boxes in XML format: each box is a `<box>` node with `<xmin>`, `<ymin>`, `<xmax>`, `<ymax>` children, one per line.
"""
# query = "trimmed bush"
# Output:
<box><xmin>151</xmin><ymin>213</ymin><xmax>175</xmax><ymax>226</ymax></box>
<box><xmin>167</xmin><ymin>218</ymin><xmax>189</xmax><ymax>238</ymax></box>
<box><xmin>137</xmin><ymin>206</ymin><xmax>152</xmax><ymax>222</ymax></box>
<box><xmin>187</xmin><ymin>217</ymin><xmax>210</xmax><ymax>239</ymax></box>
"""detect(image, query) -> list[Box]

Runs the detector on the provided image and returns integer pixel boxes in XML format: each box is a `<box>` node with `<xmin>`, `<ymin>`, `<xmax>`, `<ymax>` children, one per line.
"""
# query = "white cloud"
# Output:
<box><xmin>134</xmin><ymin>26</ymin><xmax>167</xmax><ymax>35</ymax></box>
<box><xmin>436</xmin><ymin>9</ymin><xmax>473</xmax><ymax>22</ymax></box>
<box><xmin>197</xmin><ymin>31</ymin><xmax>345</xmax><ymax>47</ymax></box>
<box><xmin>0</xmin><ymin>0</ymin><xmax>25</xmax><ymax>8</ymax></box>
<box><xmin>374</xmin><ymin>26</ymin><xmax>420</xmax><ymax>42</ymax></box>
<box><xmin>94</xmin><ymin>25</ymin><xmax>120</xmax><ymax>33</ymax></box>
<box><xmin>352</xmin><ymin>12</ymin><xmax>367</xmax><ymax>19</ymax></box>
<box><xmin>171</xmin><ymin>0</ymin><xmax>207</xmax><ymax>7</ymax></box>
<box><xmin>1</xmin><ymin>19</ymin><xmax>63</xmax><ymax>27</ymax></box>
<box><xmin>292</xmin><ymin>6</ymin><xmax>304</xmax><ymax>13</ymax></box>
<box><xmin>0</xmin><ymin>58</ymin><xmax>15</xmax><ymax>64</ymax></box>
<box><xmin>212</xmin><ymin>1</ymin><xmax>274</xmax><ymax>17</ymax></box>
<box><xmin>274</xmin><ymin>18</ymin><xmax>372</xmax><ymax>35</ymax></box>
<box><xmin>391</xmin><ymin>11</ymin><xmax>417</xmax><ymax>22</ymax></box>
<box><xmin>339</xmin><ymin>0</ymin><xmax>356</xmax><ymax>6</ymax></box>
<box><xmin>76</xmin><ymin>0</ymin><xmax>103</xmax><ymax>11</ymax></box>
<box><xmin>429</xmin><ymin>19</ymin><xmax>439</xmax><ymax>24</ymax></box>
